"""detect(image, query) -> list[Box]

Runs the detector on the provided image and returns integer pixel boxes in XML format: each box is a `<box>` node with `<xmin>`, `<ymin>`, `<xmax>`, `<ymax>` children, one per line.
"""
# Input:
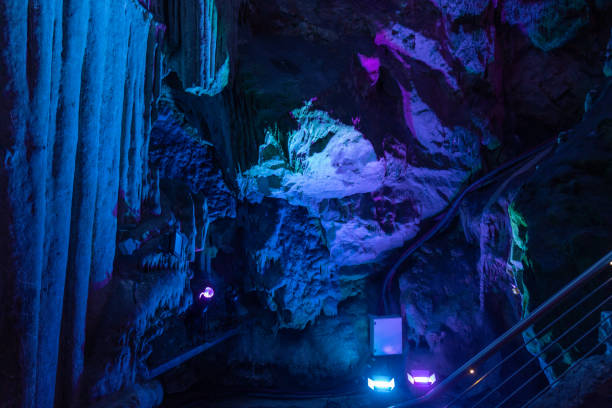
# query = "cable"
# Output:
<box><xmin>471</xmin><ymin>294</ymin><xmax>611</xmax><ymax>408</ymax></box>
<box><xmin>442</xmin><ymin>277</ymin><xmax>611</xmax><ymax>408</ymax></box>
<box><xmin>519</xmin><ymin>332</ymin><xmax>612</xmax><ymax>408</ymax></box>
<box><xmin>490</xmin><ymin>314</ymin><xmax>611</xmax><ymax>408</ymax></box>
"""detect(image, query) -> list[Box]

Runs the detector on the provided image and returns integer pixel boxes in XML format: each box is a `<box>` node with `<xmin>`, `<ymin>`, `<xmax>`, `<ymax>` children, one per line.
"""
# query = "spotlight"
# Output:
<box><xmin>367</xmin><ymin>377</ymin><xmax>395</xmax><ymax>392</ymax></box>
<box><xmin>407</xmin><ymin>370</ymin><xmax>436</xmax><ymax>386</ymax></box>
<box><xmin>469</xmin><ymin>368</ymin><xmax>475</xmax><ymax>375</ymax></box>
<box><xmin>199</xmin><ymin>286</ymin><xmax>215</xmax><ymax>301</ymax></box>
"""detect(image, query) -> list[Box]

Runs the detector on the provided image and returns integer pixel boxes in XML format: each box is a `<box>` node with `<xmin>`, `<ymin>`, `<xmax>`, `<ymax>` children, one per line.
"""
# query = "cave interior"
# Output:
<box><xmin>1</xmin><ymin>1</ymin><xmax>611</xmax><ymax>407</ymax></box>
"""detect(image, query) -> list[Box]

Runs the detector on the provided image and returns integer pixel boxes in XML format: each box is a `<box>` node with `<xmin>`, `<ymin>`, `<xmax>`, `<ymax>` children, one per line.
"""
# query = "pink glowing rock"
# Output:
<box><xmin>358</xmin><ymin>53</ymin><xmax>380</xmax><ymax>84</ymax></box>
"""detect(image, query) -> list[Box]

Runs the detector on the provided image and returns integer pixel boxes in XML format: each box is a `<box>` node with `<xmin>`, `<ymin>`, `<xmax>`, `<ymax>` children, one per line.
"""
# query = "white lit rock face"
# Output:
<box><xmin>239</xmin><ymin>102</ymin><xmax>480</xmax><ymax>330</ymax></box>
<box><xmin>241</xmin><ymin>104</ymin><xmax>480</xmax><ymax>266</ymax></box>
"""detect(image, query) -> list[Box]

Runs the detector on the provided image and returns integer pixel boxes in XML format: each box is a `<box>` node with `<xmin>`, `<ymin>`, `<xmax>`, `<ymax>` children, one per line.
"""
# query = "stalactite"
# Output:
<box><xmin>196</xmin><ymin>198</ymin><xmax>210</xmax><ymax>276</ymax></box>
<box><xmin>90</xmin><ymin>1</ymin><xmax>131</xmax><ymax>291</ymax></box>
<box><xmin>2</xmin><ymin>2</ymin><xmax>157</xmax><ymax>406</ymax></box>
<box><xmin>201</xmin><ymin>0</ymin><xmax>218</xmax><ymax>89</ymax></box>
<box><xmin>165</xmin><ymin>0</ymin><xmax>226</xmax><ymax>93</ymax></box>
<box><xmin>153</xmin><ymin>168</ymin><xmax>162</xmax><ymax>215</ymax></box>
<box><xmin>59</xmin><ymin>0</ymin><xmax>110</xmax><ymax>406</ymax></box>
<box><xmin>0</xmin><ymin>1</ymin><xmax>48</xmax><ymax>406</ymax></box>
<box><xmin>37</xmin><ymin>1</ymin><xmax>91</xmax><ymax>407</ymax></box>
<box><xmin>190</xmin><ymin>194</ymin><xmax>197</xmax><ymax>263</ymax></box>
<box><xmin>142</xmin><ymin>25</ymin><xmax>159</xmax><ymax>201</ymax></box>
<box><xmin>200</xmin><ymin>0</ymin><xmax>209</xmax><ymax>86</ymax></box>
<box><xmin>119</xmin><ymin>23</ymin><xmax>136</xmax><ymax>223</ymax></box>
<box><xmin>127</xmin><ymin>16</ymin><xmax>149</xmax><ymax>221</ymax></box>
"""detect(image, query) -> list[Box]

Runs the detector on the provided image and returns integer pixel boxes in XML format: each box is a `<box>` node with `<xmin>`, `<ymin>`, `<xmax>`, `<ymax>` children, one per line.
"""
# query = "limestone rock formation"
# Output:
<box><xmin>0</xmin><ymin>1</ymin><xmax>160</xmax><ymax>406</ymax></box>
<box><xmin>509</xmin><ymin>83</ymin><xmax>612</xmax><ymax>380</ymax></box>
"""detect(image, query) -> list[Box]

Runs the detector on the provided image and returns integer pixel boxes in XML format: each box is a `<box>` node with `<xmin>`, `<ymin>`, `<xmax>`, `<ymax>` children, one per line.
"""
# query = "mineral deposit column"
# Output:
<box><xmin>37</xmin><ymin>1</ymin><xmax>91</xmax><ymax>407</ymax></box>
<box><xmin>0</xmin><ymin>1</ymin><xmax>49</xmax><ymax>407</ymax></box>
<box><xmin>58</xmin><ymin>0</ymin><xmax>110</xmax><ymax>406</ymax></box>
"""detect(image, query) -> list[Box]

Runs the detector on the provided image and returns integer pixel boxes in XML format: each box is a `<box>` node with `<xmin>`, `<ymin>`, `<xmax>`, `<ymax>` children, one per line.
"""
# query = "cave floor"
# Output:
<box><xmin>177</xmin><ymin>394</ymin><xmax>408</xmax><ymax>408</ymax></box>
<box><xmin>164</xmin><ymin>389</ymin><xmax>451</xmax><ymax>408</ymax></box>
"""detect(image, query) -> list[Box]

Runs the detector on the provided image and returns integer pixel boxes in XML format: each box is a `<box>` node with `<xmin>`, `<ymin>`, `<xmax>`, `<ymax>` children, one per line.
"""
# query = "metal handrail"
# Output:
<box><xmin>487</xmin><ymin>311</ymin><xmax>610</xmax><ymax>408</ymax></box>
<box><xmin>520</xmin><ymin>331</ymin><xmax>612</xmax><ymax>408</ymax></box>
<box><xmin>443</xmin><ymin>276</ymin><xmax>612</xmax><ymax>407</ymax></box>
<box><xmin>388</xmin><ymin>249</ymin><xmax>612</xmax><ymax>408</ymax></box>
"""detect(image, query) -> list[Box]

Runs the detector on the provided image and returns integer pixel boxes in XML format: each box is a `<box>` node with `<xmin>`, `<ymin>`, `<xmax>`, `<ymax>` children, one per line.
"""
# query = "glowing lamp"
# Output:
<box><xmin>199</xmin><ymin>286</ymin><xmax>215</xmax><ymax>300</ymax></box>
<box><xmin>370</xmin><ymin>316</ymin><xmax>402</xmax><ymax>356</ymax></box>
<box><xmin>407</xmin><ymin>370</ymin><xmax>436</xmax><ymax>386</ymax></box>
<box><xmin>367</xmin><ymin>377</ymin><xmax>395</xmax><ymax>392</ymax></box>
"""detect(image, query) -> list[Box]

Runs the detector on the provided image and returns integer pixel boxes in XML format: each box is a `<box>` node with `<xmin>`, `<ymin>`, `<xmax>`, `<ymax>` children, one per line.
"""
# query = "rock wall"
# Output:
<box><xmin>509</xmin><ymin>82</ymin><xmax>612</xmax><ymax>380</ymax></box>
<box><xmin>215</xmin><ymin>0</ymin><xmax>611</xmax><ymax>383</ymax></box>
<box><xmin>0</xmin><ymin>1</ymin><xmax>159</xmax><ymax>407</ymax></box>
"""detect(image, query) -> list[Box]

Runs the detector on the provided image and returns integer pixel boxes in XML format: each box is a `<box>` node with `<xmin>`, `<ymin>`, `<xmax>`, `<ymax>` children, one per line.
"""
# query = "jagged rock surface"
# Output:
<box><xmin>509</xmin><ymin>83</ymin><xmax>612</xmax><ymax>380</ymax></box>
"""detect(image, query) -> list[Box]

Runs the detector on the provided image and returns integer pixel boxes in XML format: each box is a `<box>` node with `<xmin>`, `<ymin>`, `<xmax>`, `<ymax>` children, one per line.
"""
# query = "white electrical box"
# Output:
<box><xmin>370</xmin><ymin>315</ymin><xmax>403</xmax><ymax>356</ymax></box>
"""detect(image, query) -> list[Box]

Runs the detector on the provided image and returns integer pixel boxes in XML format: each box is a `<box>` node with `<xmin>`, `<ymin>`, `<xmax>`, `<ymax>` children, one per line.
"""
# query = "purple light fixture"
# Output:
<box><xmin>199</xmin><ymin>286</ymin><xmax>215</xmax><ymax>300</ymax></box>
<box><xmin>407</xmin><ymin>370</ymin><xmax>436</xmax><ymax>386</ymax></box>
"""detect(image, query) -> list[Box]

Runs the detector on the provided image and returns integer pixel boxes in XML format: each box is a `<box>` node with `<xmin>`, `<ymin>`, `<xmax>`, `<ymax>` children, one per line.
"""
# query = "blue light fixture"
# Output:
<box><xmin>367</xmin><ymin>376</ymin><xmax>396</xmax><ymax>392</ymax></box>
